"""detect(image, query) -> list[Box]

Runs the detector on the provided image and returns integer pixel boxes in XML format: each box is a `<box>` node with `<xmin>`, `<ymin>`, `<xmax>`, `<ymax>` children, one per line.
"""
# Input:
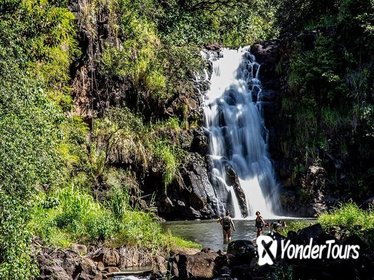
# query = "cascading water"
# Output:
<box><xmin>204</xmin><ymin>47</ymin><xmax>280</xmax><ymax>219</ymax></box>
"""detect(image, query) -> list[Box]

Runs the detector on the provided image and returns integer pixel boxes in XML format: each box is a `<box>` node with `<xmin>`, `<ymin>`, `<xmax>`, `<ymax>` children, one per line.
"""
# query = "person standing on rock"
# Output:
<box><xmin>218</xmin><ymin>210</ymin><xmax>236</xmax><ymax>243</ymax></box>
<box><xmin>255</xmin><ymin>211</ymin><xmax>268</xmax><ymax>237</ymax></box>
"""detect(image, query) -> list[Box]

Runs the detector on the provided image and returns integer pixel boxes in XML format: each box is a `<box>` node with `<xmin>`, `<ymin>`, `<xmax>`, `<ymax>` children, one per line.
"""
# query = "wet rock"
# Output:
<box><xmin>97</xmin><ymin>262</ymin><xmax>105</xmax><ymax>271</ymax></box>
<box><xmin>342</xmin><ymin>233</ymin><xmax>366</xmax><ymax>249</ymax></box>
<box><xmin>118</xmin><ymin>246</ymin><xmax>153</xmax><ymax>268</ymax></box>
<box><xmin>93</xmin><ymin>274</ymin><xmax>103</xmax><ymax>280</ymax></box>
<box><xmin>230</xmin><ymin>264</ymin><xmax>253</xmax><ymax>280</ymax></box>
<box><xmin>80</xmin><ymin>257</ymin><xmax>97</xmax><ymax>273</ymax></box>
<box><xmin>37</xmin><ymin>245</ymin><xmax>160</xmax><ymax>280</ymax></box>
<box><xmin>191</xmin><ymin>128</ymin><xmax>208</xmax><ymax>154</ymax></box>
<box><xmin>305</xmin><ymin>165</ymin><xmax>328</xmax><ymax>216</ymax></box>
<box><xmin>214</xmin><ymin>265</ymin><xmax>231</xmax><ymax>279</ymax></box>
<box><xmin>89</xmin><ymin>248</ymin><xmax>104</xmax><ymax>263</ymax></box>
<box><xmin>225</xmin><ymin>165</ymin><xmax>248</xmax><ymax>217</ymax></box>
<box><xmin>61</xmin><ymin>251</ymin><xmax>82</xmax><ymax>277</ymax></box>
<box><xmin>205</xmin><ymin>44</ymin><xmax>222</xmax><ymax>51</ymax></box>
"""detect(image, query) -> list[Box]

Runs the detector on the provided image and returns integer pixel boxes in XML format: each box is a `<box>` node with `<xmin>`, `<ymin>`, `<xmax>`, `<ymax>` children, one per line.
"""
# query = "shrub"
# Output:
<box><xmin>31</xmin><ymin>187</ymin><xmax>117</xmax><ymax>244</ymax></box>
<box><xmin>154</xmin><ymin>141</ymin><xmax>178</xmax><ymax>188</ymax></box>
<box><xmin>319</xmin><ymin>203</ymin><xmax>374</xmax><ymax>231</ymax></box>
<box><xmin>106</xmin><ymin>186</ymin><xmax>129</xmax><ymax>221</ymax></box>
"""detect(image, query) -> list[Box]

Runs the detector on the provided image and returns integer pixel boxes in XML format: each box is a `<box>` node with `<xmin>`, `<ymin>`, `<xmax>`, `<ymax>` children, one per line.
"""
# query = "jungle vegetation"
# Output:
<box><xmin>0</xmin><ymin>0</ymin><xmax>373</xmax><ymax>278</ymax></box>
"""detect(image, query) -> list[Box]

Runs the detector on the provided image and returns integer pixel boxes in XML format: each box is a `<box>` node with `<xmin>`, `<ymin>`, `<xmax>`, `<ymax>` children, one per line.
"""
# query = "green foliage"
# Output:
<box><xmin>288</xmin><ymin>35</ymin><xmax>344</xmax><ymax>98</ymax></box>
<box><xmin>278</xmin><ymin>220</ymin><xmax>315</xmax><ymax>236</ymax></box>
<box><xmin>97</xmin><ymin>0</ymin><xmax>278</xmax><ymax>106</ymax></box>
<box><xmin>23</xmin><ymin>1</ymin><xmax>78</xmax><ymax>87</ymax></box>
<box><xmin>30</xmin><ymin>187</ymin><xmax>200</xmax><ymax>250</ymax></box>
<box><xmin>59</xmin><ymin>116</ymin><xmax>90</xmax><ymax>172</ymax></box>
<box><xmin>319</xmin><ymin>203</ymin><xmax>374</xmax><ymax>231</ymax></box>
<box><xmin>276</xmin><ymin>0</ymin><xmax>339</xmax><ymax>33</ymax></box>
<box><xmin>107</xmin><ymin>186</ymin><xmax>129</xmax><ymax>221</ymax></box>
<box><xmin>30</xmin><ymin>187</ymin><xmax>117</xmax><ymax>244</ymax></box>
<box><xmin>99</xmin><ymin>0</ymin><xmax>170</xmax><ymax>101</ymax></box>
<box><xmin>112</xmin><ymin>211</ymin><xmax>201</xmax><ymax>250</ymax></box>
<box><xmin>92</xmin><ymin>108</ymin><xmax>149</xmax><ymax>172</ymax></box>
<box><xmin>0</xmin><ymin>0</ymin><xmax>294</xmax><ymax>273</ymax></box>
<box><xmin>0</xmin><ymin>0</ymin><xmax>79</xmax><ymax>108</ymax></box>
<box><xmin>154</xmin><ymin>141</ymin><xmax>178</xmax><ymax>188</ymax></box>
<box><xmin>159</xmin><ymin>0</ymin><xmax>278</xmax><ymax>46</ymax></box>
<box><xmin>319</xmin><ymin>203</ymin><xmax>374</xmax><ymax>247</ymax></box>
<box><xmin>158</xmin><ymin>44</ymin><xmax>203</xmax><ymax>98</ymax></box>
<box><xmin>0</xmin><ymin>61</ymin><xmax>61</xmax><ymax>278</ymax></box>
<box><xmin>279</xmin><ymin>0</ymin><xmax>374</xmax><ymax>200</ymax></box>
<box><xmin>0</xmin><ymin>1</ymin><xmax>81</xmax><ymax>275</ymax></box>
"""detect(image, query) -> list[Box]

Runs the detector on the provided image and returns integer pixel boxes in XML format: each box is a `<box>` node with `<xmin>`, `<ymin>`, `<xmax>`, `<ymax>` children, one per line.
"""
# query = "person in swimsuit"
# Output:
<box><xmin>218</xmin><ymin>210</ymin><xmax>236</xmax><ymax>243</ymax></box>
<box><xmin>255</xmin><ymin>211</ymin><xmax>268</xmax><ymax>237</ymax></box>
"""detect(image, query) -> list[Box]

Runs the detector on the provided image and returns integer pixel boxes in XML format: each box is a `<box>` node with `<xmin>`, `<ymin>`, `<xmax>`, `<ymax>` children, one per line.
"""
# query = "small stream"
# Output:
<box><xmin>163</xmin><ymin>218</ymin><xmax>315</xmax><ymax>252</ymax></box>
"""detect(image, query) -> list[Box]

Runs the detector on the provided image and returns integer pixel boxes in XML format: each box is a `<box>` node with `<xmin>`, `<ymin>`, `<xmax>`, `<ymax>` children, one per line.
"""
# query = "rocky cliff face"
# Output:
<box><xmin>152</xmin><ymin>77</ymin><xmax>219</xmax><ymax>220</ymax></box>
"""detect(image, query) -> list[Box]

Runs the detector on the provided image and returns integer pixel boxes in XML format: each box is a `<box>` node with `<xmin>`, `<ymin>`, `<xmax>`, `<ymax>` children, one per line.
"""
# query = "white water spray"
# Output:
<box><xmin>204</xmin><ymin>47</ymin><xmax>280</xmax><ymax>219</ymax></box>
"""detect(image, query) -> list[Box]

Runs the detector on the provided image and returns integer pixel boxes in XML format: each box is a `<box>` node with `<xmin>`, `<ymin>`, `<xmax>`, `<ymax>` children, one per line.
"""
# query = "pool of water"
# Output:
<box><xmin>163</xmin><ymin>218</ymin><xmax>315</xmax><ymax>252</ymax></box>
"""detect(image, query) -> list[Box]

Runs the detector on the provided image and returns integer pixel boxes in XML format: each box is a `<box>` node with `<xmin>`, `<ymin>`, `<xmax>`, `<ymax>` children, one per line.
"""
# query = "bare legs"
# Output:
<box><xmin>223</xmin><ymin>229</ymin><xmax>232</xmax><ymax>244</ymax></box>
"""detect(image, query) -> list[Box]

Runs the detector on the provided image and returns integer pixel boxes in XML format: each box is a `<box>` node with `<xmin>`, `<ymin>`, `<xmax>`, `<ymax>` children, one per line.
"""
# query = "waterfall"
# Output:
<box><xmin>203</xmin><ymin>47</ymin><xmax>280</xmax><ymax>219</ymax></box>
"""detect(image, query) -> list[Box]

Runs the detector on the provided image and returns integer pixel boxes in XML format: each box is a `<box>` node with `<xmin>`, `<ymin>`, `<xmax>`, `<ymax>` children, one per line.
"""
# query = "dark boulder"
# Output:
<box><xmin>157</xmin><ymin>153</ymin><xmax>217</xmax><ymax>220</ymax></box>
<box><xmin>297</xmin><ymin>223</ymin><xmax>323</xmax><ymax>244</ymax></box>
<box><xmin>227</xmin><ymin>240</ymin><xmax>257</xmax><ymax>267</ymax></box>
